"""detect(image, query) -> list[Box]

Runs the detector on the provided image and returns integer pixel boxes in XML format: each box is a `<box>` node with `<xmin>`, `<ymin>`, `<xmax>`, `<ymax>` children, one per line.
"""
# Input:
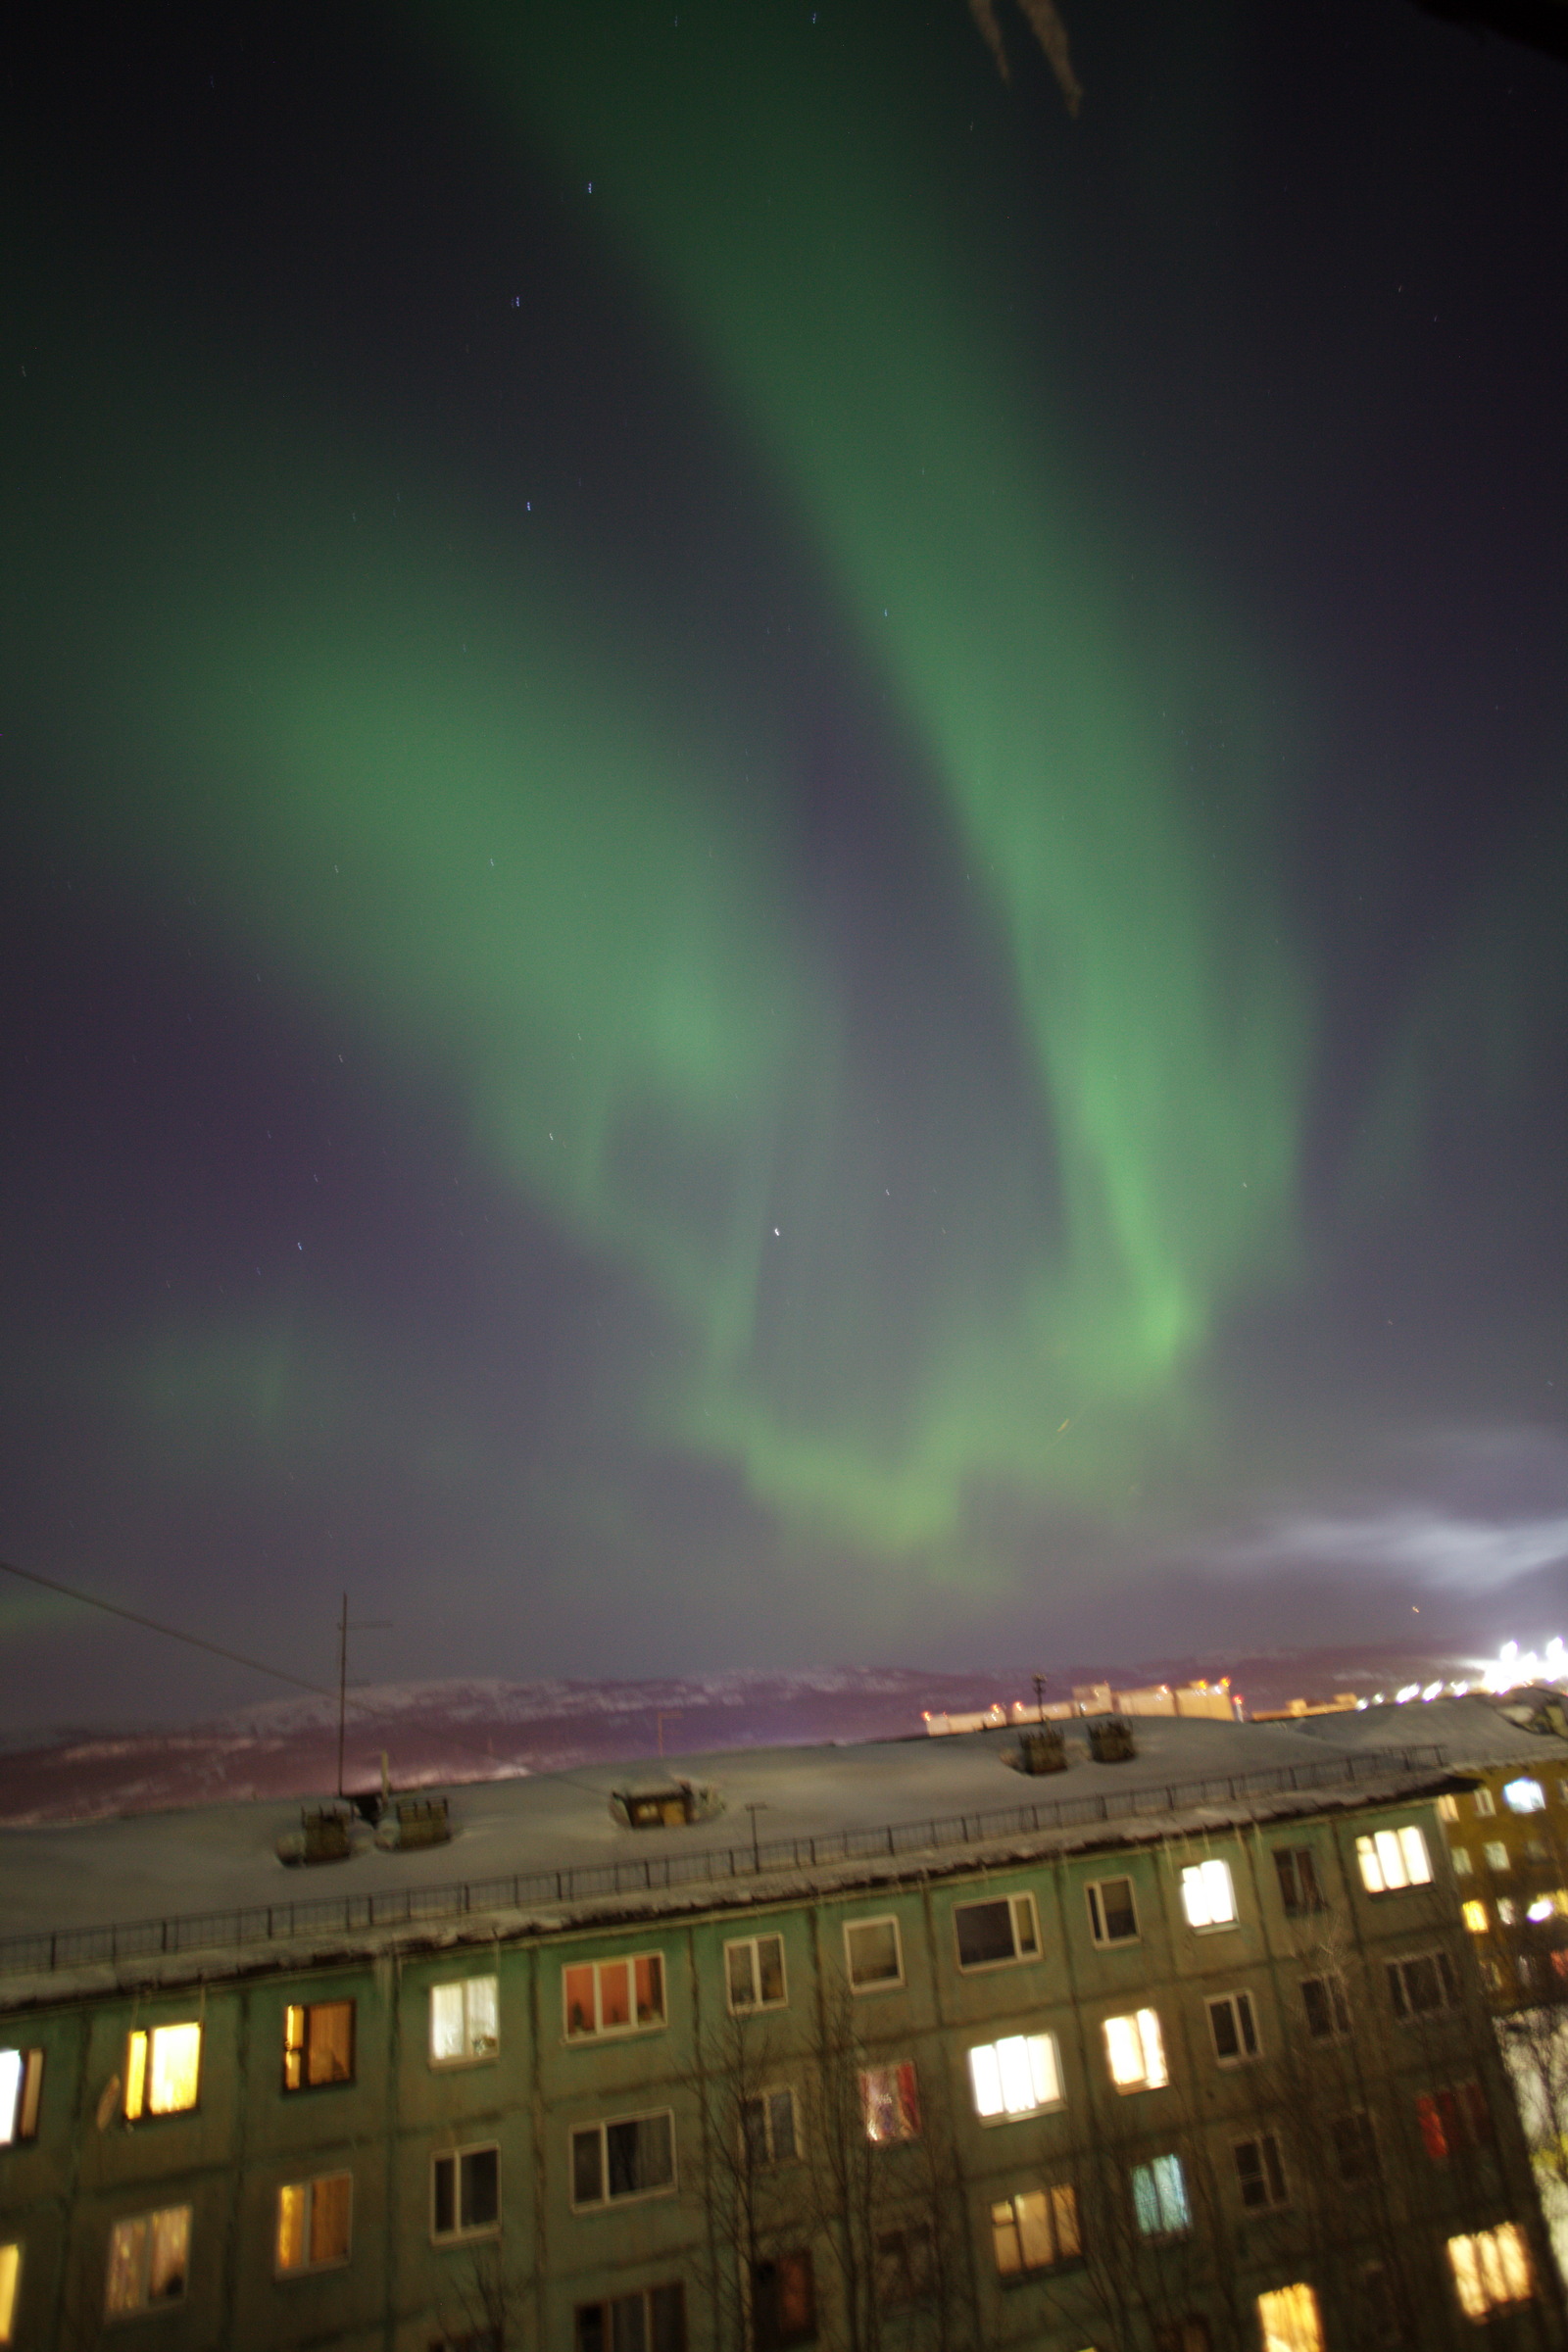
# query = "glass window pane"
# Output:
<box><xmin>430</xmin><ymin>1984</ymin><xmax>465</xmax><ymax>2063</ymax></box>
<box><xmin>969</xmin><ymin>2044</ymin><xmax>1004</xmax><ymax>2117</ymax></box>
<box><xmin>564</xmin><ymin>1966</ymin><xmax>597</xmax><ymax>2035</ymax></box>
<box><xmin>1138</xmin><ymin>2010</ymin><xmax>1168</xmax><ymax>2087</ymax></box>
<box><xmin>996</xmin><ymin>2036</ymin><xmax>1035</xmax><ymax>2114</ymax></box>
<box><xmin>463</xmin><ymin>2145</ymin><xmax>500</xmax><ymax>2230</ymax></box>
<box><xmin>148</xmin><ymin>2025</ymin><xmax>201</xmax><ymax>2115</ymax></box>
<box><xmin>310</xmin><ymin>2003</ymin><xmax>354</xmax><ymax>2085</ymax></box>
<box><xmin>757</xmin><ymin>1936</ymin><xmax>785</xmax><ymax>2003</ymax></box>
<box><xmin>611</xmin><ymin>2293</ymin><xmax>649</xmax><ymax>2352</ymax></box>
<box><xmin>651</xmin><ymin>2283</ymin><xmax>686</xmax><ymax>2352</ymax></box>
<box><xmin>956</xmin><ymin>1900</ymin><xmax>1015</xmax><ymax>1967</ymax></box>
<box><xmin>467</xmin><ymin>1976</ymin><xmax>499</xmax><ymax>2054</ymax></box>
<box><xmin>1373</xmin><ymin>1830</ymin><xmax>1406</xmax><ymax>1888</ymax></box>
<box><xmin>635</xmin><ymin>1954</ymin><xmax>664</xmax><ymax>2024</ymax></box>
<box><xmin>847</xmin><ymin>1921</ymin><xmax>900</xmax><ymax>1985</ymax></box>
<box><xmin>600</xmin><ymin>1963</ymin><xmax>632</xmax><ymax>2033</ymax></box>
<box><xmin>312</xmin><ymin>2174</ymin><xmax>352</xmax><ymax>2265</ymax></box>
<box><xmin>124</xmin><ymin>2031</ymin><xmax>148</xmax><ymax>2119</ymax></box>
<box><xmin>1398</xmin><ymin>1826</ymin><xmax>1433</xmax><ymax>1883</ymax></box>
<box><xmin>769</xmin><ymin>2090</ymin><xmax>797</xmax><ymax>2162</ymax></box>
<box><xmin>572</xmin><ymin>2131</ymin><xmax>603</xmax><ymax>2207</ymax></box>
<box><xmin>1052</xmin><ymin>2183</ymin><xmax>1080</xmax><ymax>2259</ymax></box>
<box><xmin>276</xmin><ymin>2184</ymin><xmax>307</xmax><ymax>2272</ymax></box>
<box><xmin>0</xmin><ymin>2243</ymin><xmax>18</xmax><ymax>2344</ymax></box>
<box><xmin>106</xmin><ymin>2219</ymin><xmax>147</xmax><ymax>2315</ymax></box>
<box><xmin>147</xmin><ymin>2207</ymin><xmax>189</xmax><ymax>2302</ymax></box>
<box><xmin>1014</xmin><ymin>2189</ymin><xmax>1054</xmax><ymax>2270</ymax></box>
<box><xmin>0</xmin><ymin>2054</ymin><xmax>20</xmax><ymax>2146</ymax></box>
<box><xmin>727</xmin><ymin>1943</ymin><xmax>757</xmax><ymax>2008</ymax></box>
<box><xmin>1104</xmin><ymin>2014</ymin><xmax>1143</xmax><ymax>2085</ymax></box>
<box><xmin>990</xmin><ymin>2201</ymin><xmax>1021</xmax><ymax>2277</ymax></box>
<box><xmin>1257</xmin><ymin>2283</ymin><xmax>1323</xmax><ymax>2352</ymax></box>
<box><xmin>433</xmin><ymin>2154</ymin><xmax>457</xmax><ymax>2235</ymax></box>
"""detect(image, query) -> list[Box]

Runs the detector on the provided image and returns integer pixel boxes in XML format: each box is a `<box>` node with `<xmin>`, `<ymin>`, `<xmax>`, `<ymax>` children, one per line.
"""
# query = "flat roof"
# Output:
<box><xmin>3</xmin><ymin>1697</ymin><xmax>1553</xmax><ymax>1985</ymax></box>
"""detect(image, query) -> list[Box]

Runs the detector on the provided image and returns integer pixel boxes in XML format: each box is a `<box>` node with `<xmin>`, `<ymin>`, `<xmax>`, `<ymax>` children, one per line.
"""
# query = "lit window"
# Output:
<box><xmin>991</xmin><ymin>2183</ymin><xmax>1080</xmax><ymax>2276</ymax></box>
<box><xmin>1473</xmin><ymin>1788</ymin><xmax>1495</xmax><ymax>1818</ymax></box>
<box><xmin>751</xmin><ymin>2251</ymin><xmax>815</xmax><ymax>2351</ymax></box>
<box><xmin>1085</xmin><ymin>1876</ymin><xmax>1138</xmax><ymax>1945</ymax></box>
<box><xmin>859</xmin><ymin>2062</ymin><xmax>921</xmax><ymax>2143</ymax></box>
<box><xmin>725</xmin><ymin>1934</ymin><xmax>786</xmax><ymax>2012</ymax></box>
<box><xmin>741</xmin><ymin>2087</ymin><xmax>798</xmax><ymax>2167</ymax></box>
<box><xmin>1416</xmin><ymin>2082</ymin><xmax>1491</xmax><ymax>2161</ymax></box>
<box><xmin>1180</xmin><ymin>1858</ymin><xmax>1237</xmax><ymax>1929</ymax></box>
<box><xmin>1355</xmin><ymin>1827</ymin><xmax>1433</xmax><ymax>1892</ymax></box>
<box><xmin>123</xmin><ymin>2025</ymin><xmax>201</xmax><ymax>2120</ymax></box>
<box><xmin>1207</xmin><ymin>1992</ymin><xmax>1260</xmax><ymax>2064</ymax></box>
<box><xmin>1104</xmin><ymin>2009</ymin><xmax>1168</xmax><ymax>2091</ymax></box>
<box><xmin>0</xmin><ymin>2244</ymin><xmax>18</xmax><ymax>2346</ymax></box>
<box><xmin>1256</xmin><ymin>2282</ymin><xmax>1324</xmax><ymax>2352</ymax></box>
<box><xmin>283</xmin><ymin>2001</ymin><xmax>354</xmax><ymax>2091</ymax></box>
<box><xmin>1330</xmin><ymin>2111</ymin><xmax>1378</xmax><ymax>2184</ymax></box>
<box><xmin>968</xmin><ymin>2034</ymin><xmax>1061</xmax><ymax>2122</ymax></box>
<box><xmin>0</xmin><ymin>2051</ymin><xmax>42</xmax><ymax>2145</ymax></box>
<box><xmin>1446</xmin><ymin>2224</ymin><xmax>1533</xmax><ymax>2320</ymax></box>
<box><xmin>953</xmin><ymin>1893</ymin><xmax>1039</xmax><ymax>1970</ymax></box>
<box><xmin>275</xmin><ymin>2173</ymin><xmax>352</xmax><ymax>2274</ymax></box>
<box><xmin>1462</xmin><ymin>1901</ymin><xmax>1489</xmax><ymax>1935</ymax></box>
<box><xmin>1273</xmin><ymin>1849</ymin><xmax>1324</xmax><ymax>1915</ymax></box>
<box><xmin>1234</xmin><ymin>2133</ymin><xmax>1288</xmax><ymax>2211</ymax></box>
<box><xmin>429</xmin><ymin>1978</ymin><xmax>498</xmax><ymax>2066</ymax></box>
<box><xmin>1299</xmin><ymin>1976</ymin><xmax>1350</xmax><ymax>2040</ymax></box>
<box><xmin>104</xmin><ymin>2206</ymin><xmax>190</xmax><ymax>2316</ymax></box>
<box><xmin>1484</xmin><ymin>1842</ymin><xmax>1510</xmax><ymax>1873</ymax></box>
<box><xmin>1497</xmin><ymin>1899</ymin><xmax>1518</xmax><ymax>1926</ymax></box>
<box><xmin>1452</xmin><ymin>1847</ymin><xmax>1474</xmax><ymax>1876</ymax></box>
<box><xmin>563</xmin><ymin>1954</ymin><xmax>665</xmax><ymax>2039</ymax></box>
<box><xmin>1131</xmin><ymin>2154</ymin><xmax>1189</xmax><ymax>2236</ymax></box>
<box><xmin>1388</xmin><ymin>1953</ymin><xmax>1460</xmax><ymax>2021</ymax></box>
<box><xmin>1503</xmin><ymin>1779</ymin><xmax>1545</xmax><ymax>1814</ymax></box>
<box><xmin>1437</xmin><ymin>1795</ymin><xmax>1460</xmax><ymax>1823</ymax></box>
<box><xmin>576</xmin><ymin>2283</ymin><xmax>687</xmax><ymax>2352</ymax></box>
<box><xmin>875</xmin><ymin>2224</ymin><xmax>936</xmax><ymax>2306</ymax></box>
<box><xmin>570</xmin><ymin>2113</ymin><xmax>675</xmax><ymax>2209</ymax></box>
<box><xmin>843</xmin><ymin>1918</ymin><xmax>903</xmax><ymax>1991</ymax></box>
<box><xmin>431</xmin><ymin>2143</ymin><xmax>500</xmax><ymax>2239</ymax></box>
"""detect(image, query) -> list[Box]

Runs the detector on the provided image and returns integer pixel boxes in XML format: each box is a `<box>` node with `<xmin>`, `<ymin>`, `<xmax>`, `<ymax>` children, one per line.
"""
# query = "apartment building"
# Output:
<box><xmin>0</xmin><ymin>1712</ymin><xmax>1561</xmax><ymax>2351</ymax></box>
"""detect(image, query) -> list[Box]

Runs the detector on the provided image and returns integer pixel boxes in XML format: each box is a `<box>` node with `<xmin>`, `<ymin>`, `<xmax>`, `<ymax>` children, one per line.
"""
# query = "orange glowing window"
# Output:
<box><xmin>564</xmin><ymin>1954</ymin><xmax>665</xmax><ymax>2039</ymax></box>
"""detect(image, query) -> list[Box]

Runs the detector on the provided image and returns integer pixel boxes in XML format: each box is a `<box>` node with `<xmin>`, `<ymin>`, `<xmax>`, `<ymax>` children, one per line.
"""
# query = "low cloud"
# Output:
<box><xmin>1231</xmin><ymin>1504</ymin><xmax>1568</xmax><ymax>1592</ymax></box>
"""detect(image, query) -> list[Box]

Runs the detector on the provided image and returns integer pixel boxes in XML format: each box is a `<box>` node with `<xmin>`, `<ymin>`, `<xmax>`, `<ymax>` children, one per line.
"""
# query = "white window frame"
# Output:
<box><xmin>1180</xmin><ymin>1856</ymin><xmax>1238</xmax><ymax>1930</ymax></box>
<box><xmin>1085</xmin><ymin>1874</ymin><xmax>1139</xmax><ymax>1946</ymax></box>
<box><xmin>0</xmin><ymin>2051</ymin><xmax>42</xmax><ymax>2147</ymax></box>
<box><xmin>952</xmin><ymin>1892</ymin><xmax>1040</xmax><ymax>1973</ymax></box>
<box><xmin>1484</xmin><ymin>1840</ymin><xmax>1510</xmax><ymax>1873</ymax></box>
<box><xmin>1234</xmin><ymin>2132</ymin><xmax>1289</xmax><ymax>2212</ymax></box>
<box><xmin>1103</xmin><ymin>2008</ymin><xmax>1168</xmax><ymax>2092</ymax></box>
<box><xmin>1355</xmin><ymin>1826</ymin><xmax>1433</xmax><ymax>1893</ymax></box>
<box><xmin>967</xmin><ymin>2033</ymin><xmax>1063</xmax><ymax>2123</ymax></box>
<box><xmin>724</xmin><ymin>1933</ymin><xmax>787</xmax><ymax>2014</ymax></box>
<box><xmin>844</xmin><ymin>1916</ymin><xmax>904</xmax><ymax>1993</ymax></box>
<box><xmin>569</xmin><ymin>2109</ymin><xmax>678</xmax><ymax>2211</ymax></box>
<box><xmin>429</xmin><ymin>1976</ymin><xmax>499</xmax><ymax>2068</ymax></box>
<box><xmin>104</xmin><ymin>2204</ymin><xmax>191</xmax><ymax>2318</ymax></box>
<box><xmin>430</xmin><ymin>2141</ymin><xmax>501</xmax><ymax>2243</ymax></box>
<box><xmin>1207</xmin><ymin>1990</ymin><xmax>1260</xmax><ymax>2065</ymax></box>
<box><xmin>275</xmin><ymin>2172</ymin><xmax>353</xmax><ymax>2277</ymax></box>
<box><xmin>741</xmin><ymin>2083</ymin><xmax>800</xmax><ymax>2168</ymax></box>
<box><xmin>562</xmin><ymin>1952</ymin><xmax>666</xmax><ymax>2041</ymax></box>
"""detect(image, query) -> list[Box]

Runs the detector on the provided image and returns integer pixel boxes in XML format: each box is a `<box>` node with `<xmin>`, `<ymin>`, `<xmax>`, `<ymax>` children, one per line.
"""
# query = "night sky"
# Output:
<box><xmin>4</xmin><ymin>0</ymin><xmax>1568</xmax><ymax>1729</ymax></box>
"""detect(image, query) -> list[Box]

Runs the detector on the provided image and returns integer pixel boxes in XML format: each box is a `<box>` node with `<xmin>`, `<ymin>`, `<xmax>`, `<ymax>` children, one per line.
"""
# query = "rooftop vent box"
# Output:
<box><xmin>276</xmin><ymin>1803</ymin><xmax>359</xmax><ymax>1867</ymax></box>
<box><xmin>375</xmin><ymin>1795</ymin><xmax>452</xmax><ymax>1851</ymax></box>
<box><xmin>1017</xmin><ymin>1727</ymin><xmax>1068</xmax><ymax>1775</ymax></box>
<box><xmin>1087</xmin><ymin>1715</ymin><xmax>1137</xmax><ymax>1764</ymax></box>
<box><xmin>612</xmin><ymin>1779</ymin><xmax>721</xmax><ymax>1830</ymax></box>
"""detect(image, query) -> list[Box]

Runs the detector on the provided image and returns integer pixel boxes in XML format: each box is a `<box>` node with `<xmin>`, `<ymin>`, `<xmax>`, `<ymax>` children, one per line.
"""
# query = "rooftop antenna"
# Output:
<box><xmin>336</xmin><ymin>1592</ymin><xmax>392</xmax><ymax>1799</ymax></box>
<box><xmin>1034</xmin><ymin>1673</ymin><xmax>1047</xmax><ymax>1725</ymax></box>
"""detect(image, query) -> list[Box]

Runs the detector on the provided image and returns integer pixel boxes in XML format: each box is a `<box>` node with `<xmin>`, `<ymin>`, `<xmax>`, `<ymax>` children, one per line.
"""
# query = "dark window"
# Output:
<box><xmin>571</xmin><ymin>2113</ymin><xmax>676</xmax><ymax>2207</ymax></box>
<box><xmin>1300</xmin><ymin>1975</ymin><xmax>1351</xmax><ymax>2039</ymax></box>
<box><xmin>742</xmin><ymin>2089</ymin><xmax>798</xmax><ymax>2168</ymax></box>
<box><xmin>1086</xmin><ymin>1878</ymin><xmax>1138</xmax><ymax>1944</ymax></box>
<box><xmin>1207</xmin><ymin>1992</ymin><xmax>1259</xmax><ymax>2062</ymax></box>
<box><xmin>875</xmin><ymin>2225</ymin><xmax>936</xmax><ymax>2306</ymax></box>
<box><xmin>1234</xmin><ymin>2133</ymin><xmax>1288</xmax><ymax>2211</ymax></box>
<box><xmin>1153</xmin><ymin>2323</ymin><xmax>1212</xmax><ymax>2352</ymax></box>
<box><xmin>432</xmin><ymin>2144</ymin><xmax>499</xmax><ymax>2239</ymax></box>
<box><xmin>1388</xmin><ymin>1953</ymin><xmax>1460</xmax><ymax>2020</ymax></box>
<box><xmin>1331</xmin><ymin>2111</ymin><xmax>1379</xmax><ymax>2183</ymax></box>
<box><xmin>1274</xmin><ymin>1848</ymin><xmax>1324</xmax><ymax>1915</ymax></box>
<box><xmin>576</xmin><ymin>2283</ymin><xmax>686</xmax><ymax>2352</ymax></box>
<box><xmin>954</xmin><ymin>1895</ymin><xmax>1037</xmax><ymax>1969</ymax></box>
<box><xmin>753</xmin><ymin>2251</ymin><xmax>816</xmax><ymax>2351</ymax></box>
<box><xmin>283</xmin><ymin>2000</ymin><xmax>354</xmax><ymax>2092</ymax></box>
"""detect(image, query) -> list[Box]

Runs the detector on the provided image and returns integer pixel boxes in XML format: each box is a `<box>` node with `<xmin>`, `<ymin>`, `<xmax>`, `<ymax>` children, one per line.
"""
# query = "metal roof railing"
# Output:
<box><xmin>0</xmin><ymin>1742</ymin><xmax>1449</xmax><ymax>1980</ymax></box>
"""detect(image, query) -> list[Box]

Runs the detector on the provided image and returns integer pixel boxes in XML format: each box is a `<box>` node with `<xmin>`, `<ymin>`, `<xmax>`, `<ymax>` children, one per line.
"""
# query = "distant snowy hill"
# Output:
<box><xmin>0</xmin><ymin>1644</ymin><xmax>1488</xmax><ymax>1824</ymax></box>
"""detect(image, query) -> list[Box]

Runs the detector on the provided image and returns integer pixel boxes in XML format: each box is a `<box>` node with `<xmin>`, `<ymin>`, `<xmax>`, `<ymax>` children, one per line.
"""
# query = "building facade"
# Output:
<box><xmin>0</xmin><ymin>1735</ymin><xmax>1563</xmax><ymax>2351</ymax></box>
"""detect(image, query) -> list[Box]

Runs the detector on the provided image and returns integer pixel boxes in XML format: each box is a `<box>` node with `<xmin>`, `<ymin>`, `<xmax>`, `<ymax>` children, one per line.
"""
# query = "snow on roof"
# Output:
<box><xmin>0</xmin><ymin>1706</ymin><xmax>1498</xmax><ymax>1967</ymax></box>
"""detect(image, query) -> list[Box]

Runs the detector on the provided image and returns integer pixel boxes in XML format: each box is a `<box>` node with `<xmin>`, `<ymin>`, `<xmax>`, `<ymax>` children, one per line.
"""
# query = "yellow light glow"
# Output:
<box><xmin>123</xmin><ymin>2032</ymin><xmax>148</xmax><ymax>2121</ymax></box>
<box><xmin>1463</xmin><ymin>1901</ymin><xmax>1489</xmax><ymax>1934</ymax></box>
<box><xmin>147</xmin><ymin>2024</ymin><xmax>201</xmax><ymax>2116</ymax></box>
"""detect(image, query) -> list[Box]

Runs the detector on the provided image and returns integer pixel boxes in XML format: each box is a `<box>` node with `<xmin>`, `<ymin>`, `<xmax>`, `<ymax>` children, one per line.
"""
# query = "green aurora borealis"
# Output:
<box><xmin>3</xmin><ymin>0</ymin><xmax>1567</xmax><ymax>1706</ymax></box>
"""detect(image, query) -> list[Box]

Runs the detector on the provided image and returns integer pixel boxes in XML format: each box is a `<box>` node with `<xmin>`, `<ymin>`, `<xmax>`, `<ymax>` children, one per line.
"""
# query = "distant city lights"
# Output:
<box><xmin>1372</xmin><ymin>1638</ymin><xmax>1568</xmax><ymax>1706</ymax></box>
